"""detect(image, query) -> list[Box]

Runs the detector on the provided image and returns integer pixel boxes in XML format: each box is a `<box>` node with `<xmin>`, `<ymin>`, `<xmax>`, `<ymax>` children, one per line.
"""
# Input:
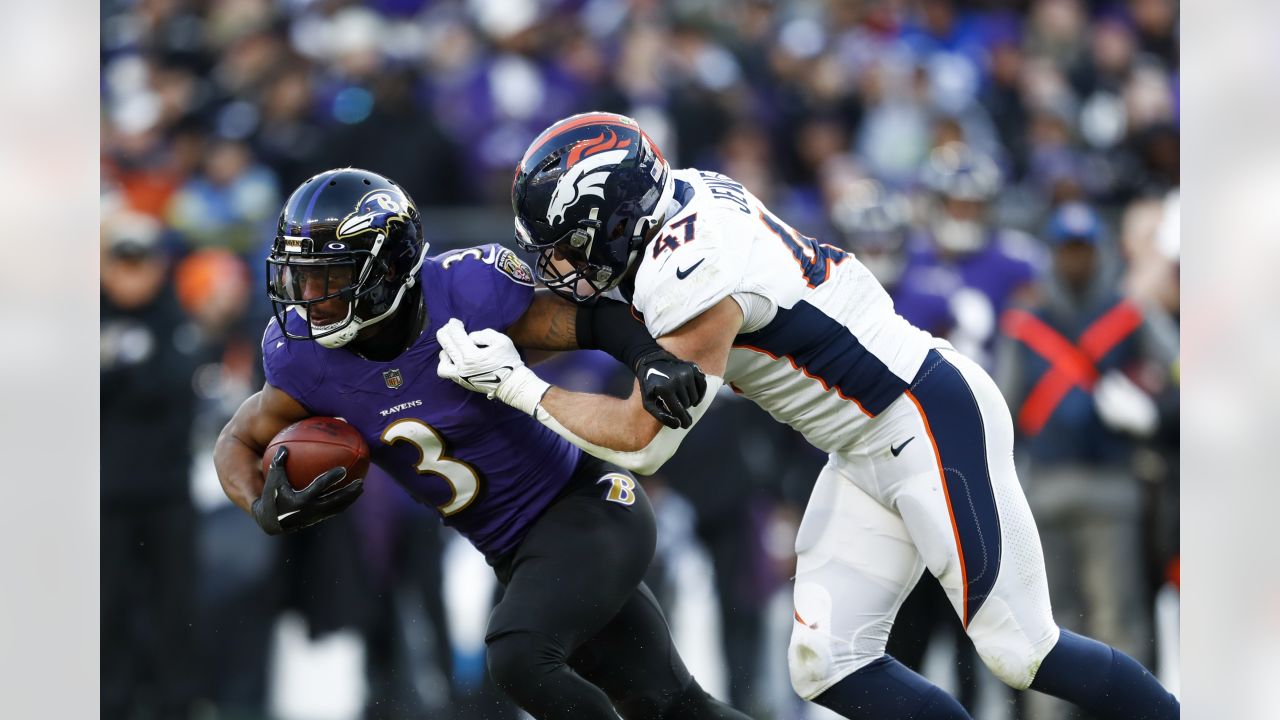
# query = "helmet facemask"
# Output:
<box><xmin>267</xmin><ymin>230</ymin><xmax>425</xmax><ymax>348</ymax></box>
<box><xmin>516</xmin><ymin>160</ymin><xmax>673</xmax><ymax>303</ymax></box>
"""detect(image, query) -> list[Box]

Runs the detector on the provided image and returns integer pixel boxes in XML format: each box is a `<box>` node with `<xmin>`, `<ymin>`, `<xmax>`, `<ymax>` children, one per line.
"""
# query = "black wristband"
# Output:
<box><xmin>575</xmin><ymin>299</ymin><xmax>662</xmax><ymax>372</ymax></box>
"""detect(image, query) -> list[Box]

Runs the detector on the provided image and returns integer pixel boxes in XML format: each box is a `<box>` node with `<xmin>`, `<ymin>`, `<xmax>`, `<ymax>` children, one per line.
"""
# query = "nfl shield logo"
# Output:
<box><xmin>383</xmin><ymin>369</ymin><xmax>403</xmax><ymax>389</ymax></box>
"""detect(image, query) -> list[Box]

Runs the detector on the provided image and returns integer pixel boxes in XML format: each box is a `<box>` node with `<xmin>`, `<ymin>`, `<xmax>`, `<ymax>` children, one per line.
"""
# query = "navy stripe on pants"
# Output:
<box><xmin>907</xmin><ymin>350</ymin><xmax>1002</xmax><ymax>626</ymax></box>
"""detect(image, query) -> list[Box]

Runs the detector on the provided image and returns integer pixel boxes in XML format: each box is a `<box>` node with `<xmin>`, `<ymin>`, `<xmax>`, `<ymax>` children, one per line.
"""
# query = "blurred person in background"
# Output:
<box><xmin>317</xmin><ymin>65</ymin><xmax>467</xmax><ymax>207</ymax></box>
<box><xmin>166</xmin><ymin>136</ymin><xmax>280</xmax><ymax>255</ymax></box>
<box><xmin>905</xmin><ymin>142</ymin><xmax>1046</xmax><ymax>369</ymax></box>
<box><xmin>996</xmin><ymin>201</ymin><xmax>1173</xmax><ymax>720</ymax></box>
<box><xmin>252</xmin><ymin>61</ymin><xmax>327</xmax><ymax>192</ymax></box>
<box><xmin>101</xmin><ymin>210</ymin><xmax>203</xmax><ymax>720</ymax></box>
<box><xmin>1118</xmin><ymin>187</ymin><xmax>1181</xmax><ymax>689</ymax></box>
<box><xmin>831</xmin><ymin>177</ymin><xmax>955</xmax><ymax>339</ymax></box>
<box><xmin>174</xmin><ymin>247</ymin><xmax>253</xmax><ymax>347</ymax></box>
<box><xmin>171</xmin><ymin>247</ymin><xmax>291</xmax><ymax>720</ymax></box>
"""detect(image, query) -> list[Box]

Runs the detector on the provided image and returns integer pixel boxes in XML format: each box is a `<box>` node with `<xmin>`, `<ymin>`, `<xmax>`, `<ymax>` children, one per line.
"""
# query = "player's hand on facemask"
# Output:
<box><xmin>633</xmin><ymin>348</ymin><xmax>707</xmax><ymax>429</ymax></box>
<box><xmin>251</xmin><ymin>446</ymin><xmax>364</xmax><ymax>535</ymax></box>
<box><xmin>436</xmin><ymin>318</ymin><xmax>550</xmax><ymax>415</ymax></box>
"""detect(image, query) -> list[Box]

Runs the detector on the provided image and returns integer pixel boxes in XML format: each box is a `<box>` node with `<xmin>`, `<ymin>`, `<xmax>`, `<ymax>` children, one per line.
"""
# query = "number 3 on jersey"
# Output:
<box><xmin>758</xmin><ymin>209</ymin><xmax>848</xmax><ymax>288</ymax></box>
<box><xmin>381</xmin><ymin>418</ymin><xmax>482</xmax><ymax>516</ymax></box>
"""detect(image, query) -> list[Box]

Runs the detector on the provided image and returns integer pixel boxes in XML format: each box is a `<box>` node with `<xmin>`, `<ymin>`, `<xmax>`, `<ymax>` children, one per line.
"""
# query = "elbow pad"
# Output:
<box><xmin>532</xmin><ymin>375</ymin><xmax>724</xmax><ymax>475</ymax></box>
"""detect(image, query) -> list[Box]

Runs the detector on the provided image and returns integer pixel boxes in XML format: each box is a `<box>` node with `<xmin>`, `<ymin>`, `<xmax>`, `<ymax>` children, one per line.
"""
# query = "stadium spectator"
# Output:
<box><xmin>101</xmin><ymin>210</ymin><xmax>204</xmax><ymax>720</ymax></box>
<box><xmin>995</xmin><ymin>201</ymin><xmax>1171</xmax><ymax>720</ymax></box>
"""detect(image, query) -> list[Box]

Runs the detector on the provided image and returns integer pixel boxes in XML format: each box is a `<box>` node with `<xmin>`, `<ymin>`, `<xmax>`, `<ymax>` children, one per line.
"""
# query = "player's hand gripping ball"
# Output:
<box><xmin>253</xmin><ymin>417</ymin><xmax>370</xmax><ymax>535</ymax></box>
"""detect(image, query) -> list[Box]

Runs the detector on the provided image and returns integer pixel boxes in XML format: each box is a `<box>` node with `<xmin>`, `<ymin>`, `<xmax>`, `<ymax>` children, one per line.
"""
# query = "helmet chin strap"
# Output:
<box><xmin>315</xmin><ymin>277</ymin><xmax>416</xmax><ymax>349</ymax></box>
<box><xmin>314</xmin><ymin>238</ymin><xmax>431</xmax><ymax>349</ymax></box>
<box><xmin>628</xmin><ymin>168</ymin><xmax>677</xmax><ymax>255</ymax></box>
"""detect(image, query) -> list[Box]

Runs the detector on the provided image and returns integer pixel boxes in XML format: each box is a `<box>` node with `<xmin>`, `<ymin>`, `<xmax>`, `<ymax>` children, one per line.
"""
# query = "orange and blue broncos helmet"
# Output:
<box><xmin>512</xmin><ymin>112</ymin><xmax>674</xmax><ymax>302</ymax></box>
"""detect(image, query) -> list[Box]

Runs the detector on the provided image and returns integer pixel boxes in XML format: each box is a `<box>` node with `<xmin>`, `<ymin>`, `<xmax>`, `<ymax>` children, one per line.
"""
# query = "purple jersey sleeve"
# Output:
<box><xmin>261</xmin><ymin>316</ymin><xmax>326</xmax><ymax>412</ymax></box>
<box><xmin>437</xmin><ymin>244</ymin><xmax>536</xmax><ymax>331</ymax></box>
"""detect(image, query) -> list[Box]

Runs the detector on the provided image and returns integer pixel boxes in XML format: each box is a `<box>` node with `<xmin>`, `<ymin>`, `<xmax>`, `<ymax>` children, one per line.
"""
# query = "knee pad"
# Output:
<box><xmin>485</xmin><ymin>631</ymin><xmax>563</xmax><ymax>694</ymax></box>
<box><xmin>789</xmin><ymin>619</ymin><xmax>838</xmax><ymax>700</ymax></box>
<box><xmin>788</xmin><ymin>583</ymin><xmax>884</xmax><ymax>700</ymax></box>
<box><xmin>965</xmin><ymin>598</ymin><xmax>1060</xmax><ymax>689</ymax></box>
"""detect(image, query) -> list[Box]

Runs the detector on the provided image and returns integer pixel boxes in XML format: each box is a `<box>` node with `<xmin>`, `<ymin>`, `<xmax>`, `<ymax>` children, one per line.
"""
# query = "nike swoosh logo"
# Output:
<box><xmin>675</xmin><ymin>258</ymin><xmax>705</xmax><ymax>280</ymax></box>
<box><xmin>465</xmin><ymin>368</ymin><xmax>512</xmax><ymax>386</ymax></box>
<box><xmin>890</xmin><ymin>437</ymin><xmax>915</xmax><ymax>457</ymax></box>
<box><xmin>645</xmin><ymin>368</ymin><xmax>670</xmax><ymax>380</ymax></box>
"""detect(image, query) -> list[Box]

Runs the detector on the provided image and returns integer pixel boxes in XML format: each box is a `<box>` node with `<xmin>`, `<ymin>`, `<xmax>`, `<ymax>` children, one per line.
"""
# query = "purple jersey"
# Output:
<box><xmin>262</xmin><ymin>244</ymin><xmax>581</xmax><ymax>558</ymax></box>
<box><xmin>900</xmin><ymin>229</ymin><xmax>1046</xmax><ymax>367</ymax></box>
<box><xmin>890</xmin><ymin>281</ymin><xmax>956</xmax><ymax>339</ymax></box>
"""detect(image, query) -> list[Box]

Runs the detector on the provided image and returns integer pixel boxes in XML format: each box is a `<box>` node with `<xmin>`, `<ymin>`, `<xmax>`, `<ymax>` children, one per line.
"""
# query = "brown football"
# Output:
<box><xmin>261</xmin><ymin>417</ymin><xmax>371</xmax><ymax>492</ymax></box>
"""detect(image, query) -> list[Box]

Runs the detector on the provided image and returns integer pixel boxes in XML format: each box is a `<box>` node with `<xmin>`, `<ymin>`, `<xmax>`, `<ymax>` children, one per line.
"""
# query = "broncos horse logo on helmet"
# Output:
<box><xmin>512</xmin><ymin>112</ymin><xmax>674</xmax><ymax>302</ymax></box>
<box><xmin>267</xmin><ymin>168</ymin><xmax>426</xmax><ymax>348</ymax></box>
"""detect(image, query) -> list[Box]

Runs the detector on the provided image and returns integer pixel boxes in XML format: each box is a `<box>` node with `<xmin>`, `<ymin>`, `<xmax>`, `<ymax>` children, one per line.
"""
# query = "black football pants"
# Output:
<box><xmin>485</xmin><ymin>455</ymin><xmax>752</xmax><ymax>720</ymax></box>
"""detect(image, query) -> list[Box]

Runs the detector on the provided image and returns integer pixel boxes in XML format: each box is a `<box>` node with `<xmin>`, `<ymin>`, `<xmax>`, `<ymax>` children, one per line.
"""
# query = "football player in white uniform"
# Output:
<box><xmin>436</xmin><ymin>113</ymin><xmax>1179</xmax><ymax>720</ymax></box>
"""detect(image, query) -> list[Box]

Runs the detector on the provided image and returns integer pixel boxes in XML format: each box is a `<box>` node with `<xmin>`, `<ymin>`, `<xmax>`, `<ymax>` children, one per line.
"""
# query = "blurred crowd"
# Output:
<box><xmin>100</xmin><ymin>1</ymin><xmax>1179</xmax><ymax>719</ymax></box>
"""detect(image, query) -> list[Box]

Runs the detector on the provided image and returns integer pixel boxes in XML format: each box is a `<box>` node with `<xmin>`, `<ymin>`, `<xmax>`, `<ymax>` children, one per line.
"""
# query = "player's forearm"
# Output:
<box><xmin>213</xmin><ymin>425</ymin><xmax>266</xmax><ymax>515</ymax></box>
<box><xmin>532</xmin><ymin>375</ymin><xmax>723</xmax><ymax>475</ymax></box>
<box><xmin>539</xmin><ymin>386</ymin><xmax>663</xmax><ymax>452</ymax></box>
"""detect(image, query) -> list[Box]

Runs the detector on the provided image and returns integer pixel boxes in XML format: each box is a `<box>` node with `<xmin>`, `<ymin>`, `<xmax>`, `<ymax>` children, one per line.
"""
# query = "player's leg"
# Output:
<box><xmin>485</xmin><ymin>456</ymin><xmax>669</xmax><ymax>719</ymax></box>
<box><xmin>568</xmin><ymin>581</ymin><xmax>752</xmax><ymax>719</ymax></box>
<box><xmin>787</xmin><ymin>459</ymin><xmax>972</xmax><ymax>719</ymax></box>
<box><xmin>885</xmin><ymin>576</ymin><xmax>981</xmax><ymax>713</ymax></box>
<box><xmin>902</xmin><ymin>347</ymin><xmax>1179</xmax><ymax>719</ymax></box>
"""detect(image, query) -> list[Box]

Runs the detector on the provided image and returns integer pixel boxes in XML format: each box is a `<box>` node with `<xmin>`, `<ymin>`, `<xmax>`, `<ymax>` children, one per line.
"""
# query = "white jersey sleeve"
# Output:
<box><xmin>631</xmin><ymin>168</ymin><xmax>946</xmax><ymax>455</ymax></box>
<box><xmin>631</xmin><ymin>201</ymin><xmax>752</xmax><ymax>338</ymax></box>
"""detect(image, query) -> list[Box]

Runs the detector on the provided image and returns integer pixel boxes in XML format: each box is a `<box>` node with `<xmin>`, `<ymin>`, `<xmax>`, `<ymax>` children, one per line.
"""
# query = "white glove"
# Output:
<box><xmin>1093</xmin><ymin>370</ymin><xmax>1158</xmax><ymax>438</ymax></box>
<box><xmin>436</xmin><ymin>318</ymin><xmax>549</xmax><ymax>415</ymax></box>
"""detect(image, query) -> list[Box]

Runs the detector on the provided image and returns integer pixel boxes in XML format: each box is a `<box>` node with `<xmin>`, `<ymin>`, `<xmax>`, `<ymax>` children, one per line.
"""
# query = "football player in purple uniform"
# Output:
<box><xmin>903</xmin><ymin>143</ymin><xmax>1047</xmax><ymax>369</ymax></box>
<box><xmin>213</xmin><ymin>168</ymin><xmax>751</xmax><ymax>720</ymax></box>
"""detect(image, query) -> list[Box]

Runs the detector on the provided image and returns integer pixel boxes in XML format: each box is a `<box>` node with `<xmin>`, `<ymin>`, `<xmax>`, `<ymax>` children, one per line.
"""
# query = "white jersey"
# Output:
<box><xmin>631</xmin><ymin>168</ymin><xmax>946</xmax><ymax>454</ymax></box>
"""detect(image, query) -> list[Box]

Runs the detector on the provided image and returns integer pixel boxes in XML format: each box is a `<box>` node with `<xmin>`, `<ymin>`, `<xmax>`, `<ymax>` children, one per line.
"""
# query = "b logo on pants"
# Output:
<box><xmin>598</xmin><ymin>473</ymin><xmax>637</xmax><ymax>506</ymax></box>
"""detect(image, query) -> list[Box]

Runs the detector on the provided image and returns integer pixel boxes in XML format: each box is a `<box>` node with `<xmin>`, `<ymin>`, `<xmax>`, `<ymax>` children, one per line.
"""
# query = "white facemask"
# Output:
<box><xmin>931</xmin><ymin>216</ymin><xmax>986</xmax><ymax>254</ymax></box>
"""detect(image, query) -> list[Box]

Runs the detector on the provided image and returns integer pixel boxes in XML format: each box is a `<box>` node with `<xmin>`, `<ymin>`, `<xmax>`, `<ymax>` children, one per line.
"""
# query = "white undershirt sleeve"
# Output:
<box><xmin>730</xmin><ymin>291</ymin><xmax>777</xmax><ymax>333</ymax></box>
<box><xmin>530</xmin><ymin>375</ymin><xmax>725</xmax><ymax>475</ymax></box>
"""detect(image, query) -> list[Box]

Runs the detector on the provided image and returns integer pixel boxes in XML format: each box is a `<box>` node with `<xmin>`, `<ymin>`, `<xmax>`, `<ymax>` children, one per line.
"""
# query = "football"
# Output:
<box><xmin>261</xmin><ymin>417</ymin><xmax>371</xmax><ymax>492</ymax></box>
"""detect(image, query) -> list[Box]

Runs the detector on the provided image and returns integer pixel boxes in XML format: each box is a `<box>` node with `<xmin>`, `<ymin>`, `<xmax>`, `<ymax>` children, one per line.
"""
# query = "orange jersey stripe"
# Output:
<box><xmin>732</xmin><ymin>343</ymin><xmax>874</xmax><ymax>418</ymax></box>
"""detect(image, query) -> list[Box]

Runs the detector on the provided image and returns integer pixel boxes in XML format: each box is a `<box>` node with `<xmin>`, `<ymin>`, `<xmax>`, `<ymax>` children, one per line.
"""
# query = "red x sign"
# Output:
<box><xmin>1001</xmin><ymin>300</ymin><xmax>1143</xmax><ymax>436</ymax></box>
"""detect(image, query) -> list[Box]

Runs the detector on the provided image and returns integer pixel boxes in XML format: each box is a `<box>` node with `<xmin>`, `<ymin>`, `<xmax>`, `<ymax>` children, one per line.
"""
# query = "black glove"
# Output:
<box><xmin>251</xmin><ymin>446</ymin><xmax>364</xmax><ymax>535</ymax></box>
<box><xmin>634</xmin><ymin>348</ymin><xmax>708</xmax><ymax>430</ymax></box>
